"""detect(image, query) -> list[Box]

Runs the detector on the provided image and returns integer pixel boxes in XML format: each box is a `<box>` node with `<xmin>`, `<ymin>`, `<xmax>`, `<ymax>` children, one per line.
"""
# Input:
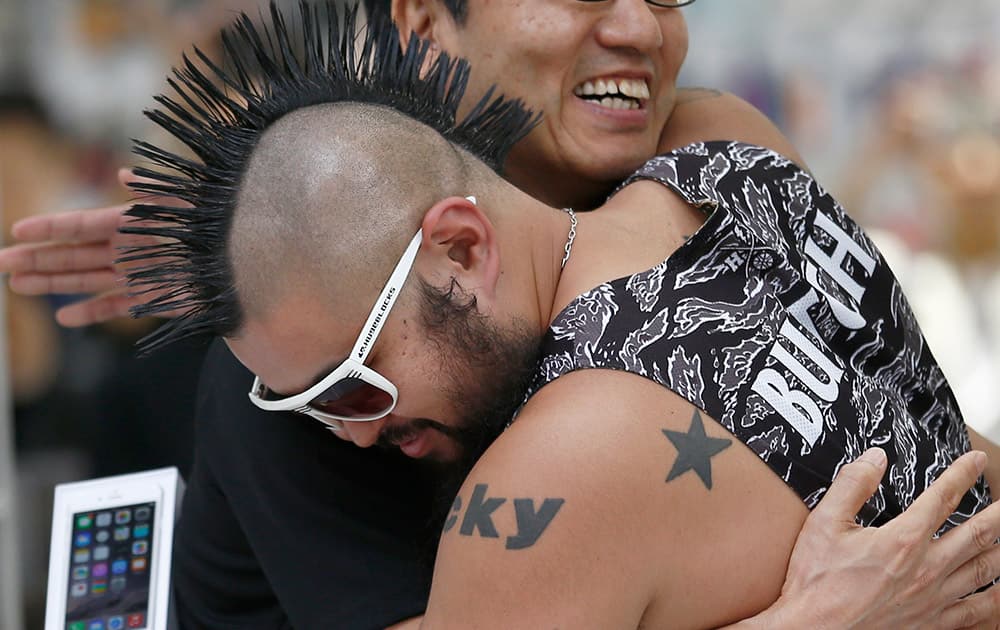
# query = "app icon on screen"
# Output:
<box><xmin>92</xmin><ymin>562</ymin><xmax>108</xmax><ymax>578</ymax></box>
<box><xmin>111</xmin><ymin>559</ymin><xmax>128</xmax><ymax>575</ymax></box>
<box><xmin>93</xmin><ymin>545</ymin><xmax>109</xmax><ymax>561</ymax></box>
<box><xmin>95</xmin><ymin>530</ymin><xmax>110</xmax><ymax>543</ymax></box>
<box><xmin>132</xmin><ymin>524</ymin><xmax>149</xmax><ymax>538</ymax></box>
<box><xmin>134</xmin><ymin>507</ymin><xmax>151</xmax><ymax>521</ymax></box>
<box><xmin>114</xmin><ymin>510</ymin><xmax>131</xmax><ymax>525</ymax></box>
<box><xmin>113</xmin><ymin>527</ymin><xmax>130</xmax><ymax>541</ymax></box>
<box><xmin>72</xmin><ymin>566</ymin><xmax>89</xmax><ymax>580</ymax></box>
<box><xmin>87</xmin><ymin>620</ymin><xmax>105</xmax><ymax>630</ymax></box>
<box><xmin>108</xmin><ymin>616</ymin><xmax>125</xmax><ymax>630</ymax></box>
<box><xmin>74</xmin><ymin>532</ymin><xmax>92</xmax><ymax>548</ymax></box>
<box><xmin>110</xmin><ymin>577</ymin><xmax>127</xmax><ymax>593</ymax></box>
<box><xmin>68</xmin><ymin>621</ymin><xmax>86</xmax><ymax>630</ymax></box>
<box><xmin>127</xmin><ymin>613</ymin><xmax>144</xmax><ymax>628</ymax></box>
<box><xmin>75</xmin><ymin>514</ymin><xmax>92</xmax><ymax>529</ymax></box>
<box><xmin>91</xmin><ymin>579</ymin><xmax>107</xmax><ymax>594</ymax></box>
<box><xmin>130</xmin><ymin>557</ymin><xmax>147</xmax><ymax>572</ymax></box>
<box><xmin>95</xmin><ymin>512</ymin><xmax>112</xmax><ymax>527</ymax></box>
<box><xmin>70</xmin><ymin>582</ymin><xmax>87</xmax><ymax>598</ymax></box>
<box><xmin>131</xmin><ymin>541</ymin><xmax>148</xmax><ymax>555</ymax></box>
<box><xmin>73</xmin><ymin>549</ymin><xmax>90</xmax><ymax>564</ymax></box>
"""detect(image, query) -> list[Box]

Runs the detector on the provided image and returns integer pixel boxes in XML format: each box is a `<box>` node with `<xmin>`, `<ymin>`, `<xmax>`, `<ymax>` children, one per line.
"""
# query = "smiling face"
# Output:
<box><xmin>417</xmin><ymin>0</ymin><xmax>689</xmax><ymax>208</ymax></box>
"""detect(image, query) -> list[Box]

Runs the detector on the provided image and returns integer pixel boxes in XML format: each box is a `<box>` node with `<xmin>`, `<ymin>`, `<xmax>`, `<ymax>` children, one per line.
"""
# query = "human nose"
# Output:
<box><xmin>340</xmin><ymin>416</ymin><xmax>387</xmax><ymax>448</ymax></box>
<box><xmin>593</xmin><ymin>0</ymin><xmax>664</xmax><ymax>54</ymax></box>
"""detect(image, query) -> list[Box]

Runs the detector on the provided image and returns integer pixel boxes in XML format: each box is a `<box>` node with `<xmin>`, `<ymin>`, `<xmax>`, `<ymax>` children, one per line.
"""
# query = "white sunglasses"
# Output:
<box><xmin>247</xmin><ymin>197</ymin><xmax>476</xmax><ymax>432</ymax></box>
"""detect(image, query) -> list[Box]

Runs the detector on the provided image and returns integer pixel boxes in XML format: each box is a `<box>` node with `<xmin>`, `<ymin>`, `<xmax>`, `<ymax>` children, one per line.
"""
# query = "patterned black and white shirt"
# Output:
<box><xmin>524</xmin><ymin>141</ymin><xmax>991</xmax><ymax>531</ymax></box>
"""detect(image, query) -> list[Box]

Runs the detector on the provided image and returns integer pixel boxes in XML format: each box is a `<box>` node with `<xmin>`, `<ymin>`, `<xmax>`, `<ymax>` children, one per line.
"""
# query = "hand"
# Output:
<box><xmin>0</xmin><ymin>168</ymin><xmax>188</xmax><ymax>326</ymax></box>
<box><xmin>772</xmin><ymin>448</ymin><xmax>1000</xmax><ymax>629</ymax></box>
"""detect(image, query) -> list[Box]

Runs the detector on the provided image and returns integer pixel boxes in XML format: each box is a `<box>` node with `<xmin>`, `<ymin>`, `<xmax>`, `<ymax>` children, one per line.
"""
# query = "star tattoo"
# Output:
<box><xmin>662</xmin><ymin>410</ymin><xmax>732</xmax><ymax>490</ymax></box>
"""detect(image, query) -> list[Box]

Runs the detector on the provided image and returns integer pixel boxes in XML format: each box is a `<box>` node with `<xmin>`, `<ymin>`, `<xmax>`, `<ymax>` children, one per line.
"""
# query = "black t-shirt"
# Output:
<box><xmin>172</xmin><ymin>339</ymin><xmax>440</xmax><ymax>629</ymax></box>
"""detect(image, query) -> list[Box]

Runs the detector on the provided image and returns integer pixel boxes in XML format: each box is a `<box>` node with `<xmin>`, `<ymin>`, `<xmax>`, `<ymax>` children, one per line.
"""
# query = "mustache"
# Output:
<box><xmin>377</xmin><ymin>417</ymin><xmax>464</xmax><ymax>448</ymax></box>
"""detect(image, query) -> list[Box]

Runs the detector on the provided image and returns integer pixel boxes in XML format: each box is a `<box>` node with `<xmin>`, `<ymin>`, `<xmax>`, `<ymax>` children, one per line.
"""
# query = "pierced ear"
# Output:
<box><xmin>420</xmin><ymin>196</ymin><xmax>501</xmax><ymax>300</ymax></box>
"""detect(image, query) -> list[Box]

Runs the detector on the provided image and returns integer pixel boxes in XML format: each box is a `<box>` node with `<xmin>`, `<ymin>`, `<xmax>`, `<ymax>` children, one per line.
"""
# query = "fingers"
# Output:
<box><xmin>893</xmin><ymin>452</ymin><xmax>988</xmax><ymax>542</ymax></box>
<box><xmin>942</xmin><ymin>544</ymin><xmax>1000</xmax><ymax>604</ymax></box>
<box><xmin>117</xmin><ymin>167</ymin><xmax>136</xmax><ymax>188</ymax></box>
<box><xmin>811</xmin><ymin>447</ymin><xmax>888</xmax><ymax>525</ymax></box>
<box><xmin>55</xmin><ymin>290</ymin><xmax>138</xmax><ymax>327</ymax></box>
<box><xmin>1</xmin><ymin>241</ymin><xmax>116</xmax><ymax>275</ymax></box>
<box><xmin>938</xmin><ymin>501</ymin><xmax>1000</xmax><ymax>597</ymax></box>
<box><xmin>938</xmin><ymin>583</ymin><xmax>1000</xmax><ymax>629</ymax></box>
<box><xmin>10</xmin><ymin>204</ymin><xmax>130</xmax><ymax>243</ymax></box>
<box><xmin>9</xmin><ymin>269</ymin><xmax>119</xmax><ymax>296</ymax></box>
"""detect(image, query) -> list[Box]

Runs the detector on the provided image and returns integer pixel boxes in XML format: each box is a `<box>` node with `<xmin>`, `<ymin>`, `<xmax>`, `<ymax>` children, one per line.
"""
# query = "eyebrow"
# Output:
<box><xmin>270</xmin><ymin>354</ymin><xmax>349</xmax><ymax>398</ymax></box>
<box><xmin>305</xmin><ymin>355</ymin><xmax>349</xmax><ymax>390</ymax></box>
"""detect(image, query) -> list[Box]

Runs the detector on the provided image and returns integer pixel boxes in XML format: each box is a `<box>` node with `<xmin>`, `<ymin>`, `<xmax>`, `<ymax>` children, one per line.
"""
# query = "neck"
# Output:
<box><xmin>504</xmin><ymin>159</ymin><xmax>617</xmax><ymax>212</ymax></box>
<box><xmin>491</xmin><ymin>190</ymin><xmax>575</xmax><ymax>337</ymax></box>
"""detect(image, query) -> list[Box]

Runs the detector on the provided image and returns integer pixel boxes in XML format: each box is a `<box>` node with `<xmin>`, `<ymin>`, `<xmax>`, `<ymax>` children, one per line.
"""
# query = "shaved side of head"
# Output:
<box><xmin>231</xmin><ymin>103</ymin><xmax>486</xmax><ymax>318</ymax></box>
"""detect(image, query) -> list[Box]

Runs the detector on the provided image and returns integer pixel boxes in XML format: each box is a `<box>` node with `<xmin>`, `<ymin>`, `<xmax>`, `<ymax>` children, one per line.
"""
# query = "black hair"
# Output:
<box><xmin>121</xmin><ymin>0</ymin><xmax>537</xmax><ymax>354</ymax></box>
<box><xmin>441</xmin><ymin>0</ymin><xmax>469</xmax><ymax>24</ymax></box>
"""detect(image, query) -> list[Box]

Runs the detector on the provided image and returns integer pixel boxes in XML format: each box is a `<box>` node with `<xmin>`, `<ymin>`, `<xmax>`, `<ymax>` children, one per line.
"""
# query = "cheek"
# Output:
<box><xmin>459</xmin><ymin>16</ymin><xmax>579</xmax><ymax>109</ymax></box>
<box><xmin>658</xmin><ymin>17</ymin><xmax>689</xmax><ymax>78</ymax></box>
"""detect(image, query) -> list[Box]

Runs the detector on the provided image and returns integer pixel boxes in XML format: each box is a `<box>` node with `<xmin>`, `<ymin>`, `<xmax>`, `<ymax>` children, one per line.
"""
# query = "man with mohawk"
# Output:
<box><xmin>5</xmin><ymin>2</ymin><xmax>1000</xmax><ymax>628</ymax></box>
<box><xmin>107</xmin><ymin>4</ymin><xmax>999</xmax><ymax>628</ymax></box>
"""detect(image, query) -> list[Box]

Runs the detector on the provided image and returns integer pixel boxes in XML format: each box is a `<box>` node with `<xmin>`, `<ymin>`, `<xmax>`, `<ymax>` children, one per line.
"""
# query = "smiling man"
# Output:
<box><xmin>110</xmin><ymin>5</ymin><xmax>1000</xmax><ymax>627</ymax></box>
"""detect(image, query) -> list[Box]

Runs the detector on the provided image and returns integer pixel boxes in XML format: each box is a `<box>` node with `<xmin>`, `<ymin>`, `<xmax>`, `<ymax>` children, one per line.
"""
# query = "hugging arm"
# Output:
<box><xmin>731</xmin><ymin>448</ymin><xmax>1000</xmax><ymax>629</ymax></box>
<box><xmin>418</xmin><ymin>370</ymin><xmax>1000</xmax><ymax>629</ymax></box>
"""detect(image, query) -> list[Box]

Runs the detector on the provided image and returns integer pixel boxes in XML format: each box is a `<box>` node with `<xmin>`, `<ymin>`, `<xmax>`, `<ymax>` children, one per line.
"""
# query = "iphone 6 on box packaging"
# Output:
<box><xmin>44</xmin><ymin>467</ymin><xmax>184</xmax><ymax>630</ymax></box>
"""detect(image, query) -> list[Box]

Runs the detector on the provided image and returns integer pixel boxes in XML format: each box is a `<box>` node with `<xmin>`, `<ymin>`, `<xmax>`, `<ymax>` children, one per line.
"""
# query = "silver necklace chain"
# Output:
<box><xmin>505</xmin><ymin>207</ymin><xmax>576</xmax><ymax>432</ymax></box>
<box><xmin>560</xmin><ymin>207</ymin><xmax>577</xmax><ymax>269</ymax></box>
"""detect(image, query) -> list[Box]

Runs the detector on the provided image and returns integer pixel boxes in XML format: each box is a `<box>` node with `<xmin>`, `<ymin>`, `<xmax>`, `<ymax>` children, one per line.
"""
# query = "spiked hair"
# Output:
<box><xmin>121</xmin><ymin>0</ymin><xmax>537</xmax><ymax>354</ymax></box>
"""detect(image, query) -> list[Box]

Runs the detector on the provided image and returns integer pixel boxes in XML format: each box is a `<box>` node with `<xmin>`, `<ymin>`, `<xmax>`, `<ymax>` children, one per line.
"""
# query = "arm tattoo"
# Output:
<box><xmin>662</xmin><ymin>410</ymin><xmax>732</xmax><ymax>490</ymax></box>
<box><xmin>442</xmin><ymin>483</ymin><xmax>565</xmax><ymax>550</ymax></box>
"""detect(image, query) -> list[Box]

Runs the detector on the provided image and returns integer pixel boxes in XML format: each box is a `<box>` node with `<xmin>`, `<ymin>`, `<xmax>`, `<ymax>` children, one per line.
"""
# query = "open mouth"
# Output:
<box><xmin>573</xmin><ymin>77</ymin><xmax>650</xmax><ymax>111</ymax></box>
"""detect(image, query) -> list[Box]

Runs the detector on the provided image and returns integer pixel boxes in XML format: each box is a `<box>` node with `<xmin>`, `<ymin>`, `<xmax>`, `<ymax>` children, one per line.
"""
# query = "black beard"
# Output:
<box><xmin>414</xmin><ymin>276</ymin><xmax>542</xmax><ymax>533</ymax></box>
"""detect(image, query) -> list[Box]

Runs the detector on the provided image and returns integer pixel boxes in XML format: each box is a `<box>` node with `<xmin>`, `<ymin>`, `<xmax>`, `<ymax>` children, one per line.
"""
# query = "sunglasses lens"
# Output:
<box><xmin>310</xmin><ymin>376</ymin><xmax>393</xmax><ymax>419</ymax></box>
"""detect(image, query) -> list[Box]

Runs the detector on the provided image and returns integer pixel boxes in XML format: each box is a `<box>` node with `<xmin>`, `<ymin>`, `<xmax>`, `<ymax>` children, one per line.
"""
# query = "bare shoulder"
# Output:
<box><xmin>660</xmin><ymin>88</ymin><xmax>808</xmax><ymax>167</ymax></box>
<box><xmin>423</xmin><ymin>369</ymin><xmax>809</xmax><ymax>629</ymax></box>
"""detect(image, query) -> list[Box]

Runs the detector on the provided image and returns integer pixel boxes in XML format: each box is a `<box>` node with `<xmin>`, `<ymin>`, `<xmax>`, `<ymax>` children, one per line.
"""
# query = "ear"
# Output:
<box><xmin>419</xmin><ymin>196</ymin><xmax>501</xmax><ymax>304</ymax></box>
<box><xmin>392</xmin><ymin>0</ymin><xmax>451</xmax><ymax>50</ymax></box>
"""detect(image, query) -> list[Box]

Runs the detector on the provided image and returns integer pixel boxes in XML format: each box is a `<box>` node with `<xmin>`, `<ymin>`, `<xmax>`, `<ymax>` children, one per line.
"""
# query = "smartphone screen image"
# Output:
<box><xmin>64</xmin><ymin>502</ymin><xmax>156</xmax><ymax>630</ymax></box>
<box><xmin>45</xmin><ymin>468</ymin><xmax>183</xmax><ymax>630</ymax></box>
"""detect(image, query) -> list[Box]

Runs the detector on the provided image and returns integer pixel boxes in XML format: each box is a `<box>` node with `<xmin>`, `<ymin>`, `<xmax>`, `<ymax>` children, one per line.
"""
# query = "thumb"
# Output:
<box><xmin>811</xmin><ymin>448</ymin><xmax>888</xmax><ymax>526</ymax></box>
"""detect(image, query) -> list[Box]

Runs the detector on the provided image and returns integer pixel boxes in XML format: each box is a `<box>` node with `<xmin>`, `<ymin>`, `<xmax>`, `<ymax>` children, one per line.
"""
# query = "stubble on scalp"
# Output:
<box><xmin>229</xmin><ymin>103</ymin><xmax>470</xmax><ymax>319</ymax></box>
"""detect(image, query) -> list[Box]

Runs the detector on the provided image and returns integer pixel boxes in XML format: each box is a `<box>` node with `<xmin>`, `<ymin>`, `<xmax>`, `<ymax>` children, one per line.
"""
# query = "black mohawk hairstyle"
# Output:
<box><xmin>120</xmin><ymin>0</ymin><xmax>538</xmax><ymax>354</ymax></box>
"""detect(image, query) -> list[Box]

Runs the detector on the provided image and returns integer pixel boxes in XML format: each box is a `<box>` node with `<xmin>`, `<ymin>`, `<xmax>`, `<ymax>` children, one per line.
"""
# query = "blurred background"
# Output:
<box><xmin>0</xmin><ymin>0</ymin><xmax>998</xmax><ymax>627</ymax></box>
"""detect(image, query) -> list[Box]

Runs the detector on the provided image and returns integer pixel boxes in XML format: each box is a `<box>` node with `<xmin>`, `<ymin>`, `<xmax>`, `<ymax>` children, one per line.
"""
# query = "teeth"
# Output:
<box><xmin>595</xmin><ymin>96</ymin><xmax>639</xmax><ymax>110</ymax></box>
<box><xmin>574</xmin><ymin>77</ymin><xmax>650</xmax><ymax>102</ymax></box>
